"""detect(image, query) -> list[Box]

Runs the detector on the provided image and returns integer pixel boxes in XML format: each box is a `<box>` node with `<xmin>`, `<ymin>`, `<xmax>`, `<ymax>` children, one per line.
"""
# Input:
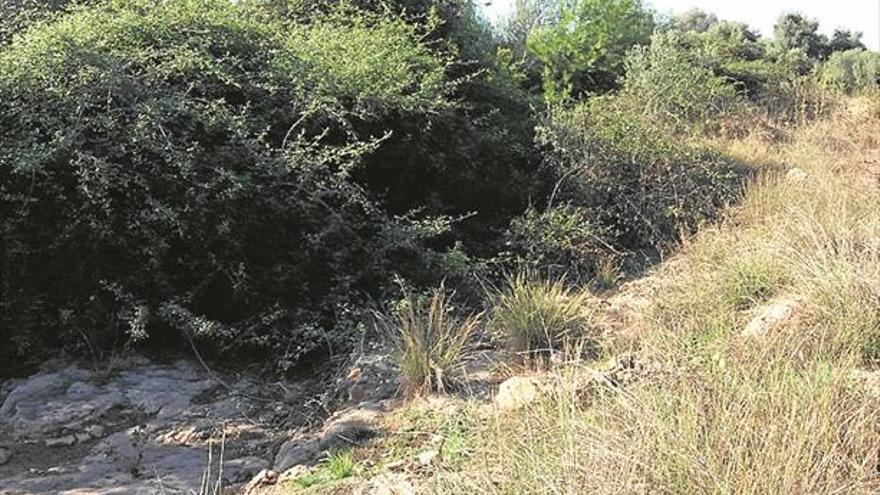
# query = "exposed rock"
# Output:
<box><xmin>273</xmin><ymin>404</ymin><xmax>385</xmax><ymax>472</ymax></box>
<box><xmin>242</xmin><ymin>468</ymin><xmax>278</xmax><ymax>494</ymax></box>
<box><xmin>338</xmin><ymin>342</ymin><xmax>400</xmax><ymax>405</ymax></box>
<box><xmin>45</xmin><ymin>434</ymin><xmax>76</xmax><ymax>447</ymax></box>
<box><xmin>495</xmin><ymin>376</ymin><xmax>544</xmax><ymax>411</ymax></box>
<box><xmin>0</xmin><ymin>358</ymin><xmax>298</xmax><ymax>494</ymax></box>
<box><xmin>278</xmin><ymin>464</ymin><xmax>310</xmax><ymax>483</ymax></box>
<box><xmin>416</xmin><ymin>449</ymin><xmax>439</xmax><ymax>466</ymax></box>
<box><xmin>322</xmin><ymin>406</ymin><xmax>383</xmax><ymax>446</ymax></box>
<box><xmin>0</xmin><ymin>447</ymin><xmax>10</xmax><ymax>465</ymax></box>
<box><xmin>364</xmin><ymin>472</ymin><xmax>416</xmax><ymax>495</ymax></box>
<box><xmin>741</xmin><ymin>297</ymin><xmax>804</xmax><ymax>338</ymax></box>
<box><xmin>86</xmin><ymin>424</ymin><xmax>106</xmax><ymax>439</ymax></box>
<box><xmin>274</xmin><ymin>433</ymin><xmax>323</xmax><ymax>472</ymax></box>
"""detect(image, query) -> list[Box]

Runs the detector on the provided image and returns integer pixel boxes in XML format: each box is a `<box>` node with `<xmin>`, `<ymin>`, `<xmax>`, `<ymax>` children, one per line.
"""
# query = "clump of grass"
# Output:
<box><xmin>326</xmin><ymin>450</ymin><xmax>357</xmax><ymax>480</ymax></box>
<box><xmin>490</xmin><ymin>274</ymin><xmax>596</xmax><ymax>356</ymax></box>
<box><xmin>287</xmin><ymin>449</ymin><xmax>359</xmax><ymax>491</ymax></box>
<box><xmin>375</xmin><ymin>285</ymin><xmax>482</xmax><ymax>395</ymax></box>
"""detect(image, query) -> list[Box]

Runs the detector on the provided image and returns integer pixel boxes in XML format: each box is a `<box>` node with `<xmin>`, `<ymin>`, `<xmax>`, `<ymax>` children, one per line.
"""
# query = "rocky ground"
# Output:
<box><xmin>0</xmin><ymin>339</ymin><xmax>406</xmax><ymax>495</ymax></box>
<box><xmin>0</xmin><ymin>274</ymin><xmax>664</xmax><ymax>495</ymax></box>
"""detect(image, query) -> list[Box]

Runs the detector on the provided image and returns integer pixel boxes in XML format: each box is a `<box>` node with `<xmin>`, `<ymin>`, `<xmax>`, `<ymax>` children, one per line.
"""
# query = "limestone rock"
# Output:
<box><xmin>321</xmin><ymin>406</ymin><xmax>383</xmax><ymax>446</ymax></box>
<box><xmin>339</xmin><ymin>344</ymin><xmax>400</xmax><ymax>405</ymax></box>
<box><xmin>742</xmin><ymin>297</ymin><xmax>804</xmax><ymax>338</ymax></box>
<box><xmin>45</xmin><ymin>434</ymin><xmax>76</xmax><ymax>447</ymax></box>
<box><xmin>495</xmin><ymin>376</ymin><xmax>543</xmax><ymax>411</ymax></box>
<box><xmin>416</xmin><ymin>449</ymin><xmax>439</xmax><ymax>466</ymax></box>
<box><xmin>278</xmin><ymin>464</ymin><xmax>310</xmax><ymax>483</ymax></box>
<box><xmin>242</xmin><ymin>469</ymin><xmax>278</xmax><ymax>495</ymax></box>
<box><xmin>365</xmin><ymin>472</ymin><xmax>415</xmax><ymax>495</ymax></box>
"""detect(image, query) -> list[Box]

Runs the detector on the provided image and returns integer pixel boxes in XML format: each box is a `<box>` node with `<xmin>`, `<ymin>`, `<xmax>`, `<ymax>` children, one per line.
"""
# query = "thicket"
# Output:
<box><xmin>1</xmin><ymin>0</ymin><xmax>877</xmax><ymax>372</ymax></box>
<box><xmin>0</xmin><ymin>0</ymin><xmax>540</xmax><ymax>369</ymax></box>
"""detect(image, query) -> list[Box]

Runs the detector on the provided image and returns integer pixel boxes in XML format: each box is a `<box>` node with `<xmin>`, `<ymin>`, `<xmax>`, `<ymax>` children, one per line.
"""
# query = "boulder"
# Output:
<box><xmin>321</xmin><ymin>406</ymin><xmax>383</xmax><ymax>447</ymax></box>
<box><xmin>242</xmin><ymin>469</ymin><xmax>278</xmax><ymax>495</ymax></box>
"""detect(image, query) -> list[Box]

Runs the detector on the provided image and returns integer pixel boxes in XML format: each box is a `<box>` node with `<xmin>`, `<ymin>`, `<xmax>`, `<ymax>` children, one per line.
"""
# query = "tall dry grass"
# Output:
<box><xmin>431</xmin><ymin>95</ymin><xmax>880</xmax><ymax>494</ymax></box>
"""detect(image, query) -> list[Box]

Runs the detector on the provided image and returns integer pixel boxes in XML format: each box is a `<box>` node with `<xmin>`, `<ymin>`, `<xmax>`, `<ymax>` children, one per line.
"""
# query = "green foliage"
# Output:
<box><xmin>821</xmin><ymin>49</ymin><xmax>880</xmax><ymax>95</ymax></box>
<box><xmin>374</xmin><ymin>286</ymin><xmax>481</xmax><ymax>394</ymax></box>
<box><xmin>527</xmin><ymin>0</ymin><xmax>654</xmax><ymax>101</ymax></box>
<box><xmin>539</xmin><ymin>97</ymin><xmax>740</xmax><ymax>248</ymax></box>
<box><xmin>326</xmin><ymin>450</ymin><xmax>358</xmax><ymax>480</ymax></box>
<box><xmin>503</xmin><ymin>205</ymin><xmax>613</xmax><ymax>283</ymax></box>
<box><xmin>621</xmin><ymin>31</ymin><xmax>742</xmax><ymax>134</ymax></box>
<box><xmin>773</xmin><ymin>12</ymin><xmax>828</xmax><ymax>60</ymax></box>
<box><xmin>0</xmin><ymin>0</ymin><xmax>456</xmax><ymax>366</ymax></box>
<box><xmin>0</xmin><ymin>0</ymin><xmax>82</xmax><ymax>44</ymax></box>
<box><xmin>772</xmin><ymin>12</ymin><xmax>863</xmax><ymax>62</ymax></box>
<box><xmin>490</xmin><ymin>274</ymin><xmax>595</xmax><ymax>354</ymax></box>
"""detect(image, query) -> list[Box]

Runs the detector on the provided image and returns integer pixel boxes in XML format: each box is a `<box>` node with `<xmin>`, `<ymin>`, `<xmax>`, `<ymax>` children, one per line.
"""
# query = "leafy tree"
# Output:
<box><xmin>495</xmin><ymin>0</ymin><xmax>559</xmax><ymax>92</ymax></box>
<box><xmin>773</xmin><ymin>12</ymin><xmax>829</xmax><ymax>60</ymax></box>
<box><xmin>666</xmin><ymin>7</ymin><xmax>717</xmax><ymax>33</ymax></box>
<box><xmin>497</xmin><ymin>0</ymin><xmax>560</xmax><ymax>58</ymax></box>
<box><xmin>828</xmin><ymin>29</ymin><xmax>865</xmax><ymax>53</ymax></box>
<box><xmin>527</xmin><ymin>0</ymin><xmax>655</xmax><ymax>102</ymax></box>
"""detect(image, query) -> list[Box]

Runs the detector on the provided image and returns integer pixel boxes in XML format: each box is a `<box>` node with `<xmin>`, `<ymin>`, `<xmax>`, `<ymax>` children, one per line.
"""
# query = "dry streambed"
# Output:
<box><xmin>0</xmin><ymin>354</ymin><xmax>376</xmax><ymax>495</ymax></box>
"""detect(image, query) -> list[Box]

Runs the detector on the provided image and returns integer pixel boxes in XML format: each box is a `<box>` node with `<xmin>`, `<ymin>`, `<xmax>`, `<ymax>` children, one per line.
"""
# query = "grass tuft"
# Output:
<box><xmin>490</xmin><ymin>274</ymin><xmax>597</xmax><ymax>357</ymax></box>
<box><xmin>375</xmin><ymin>285</ymin><xmax>482</xmax><ymax>395</ymax></box>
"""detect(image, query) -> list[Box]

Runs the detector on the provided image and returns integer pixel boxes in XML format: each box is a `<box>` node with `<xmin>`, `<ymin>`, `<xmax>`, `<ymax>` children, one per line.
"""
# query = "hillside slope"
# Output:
<box><xmin>247</xmin><ymin>96</ymin><xmax>880</xmax><ymax>495</ymax></box>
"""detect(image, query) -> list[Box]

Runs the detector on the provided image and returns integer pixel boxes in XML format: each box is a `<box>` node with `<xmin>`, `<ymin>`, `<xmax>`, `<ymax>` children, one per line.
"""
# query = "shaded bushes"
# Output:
<box><xmin>0</xmin><ymin>0</ymin><xmax>461</xmax><ymax>366</ymax></box>
<box><xmin>537</xmin><ymin>98</ymin><xmax>740</xmax><ymax>249</ymax></box>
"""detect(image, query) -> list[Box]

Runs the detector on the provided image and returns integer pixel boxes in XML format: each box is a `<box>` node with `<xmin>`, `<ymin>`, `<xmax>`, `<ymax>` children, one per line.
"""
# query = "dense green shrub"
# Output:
<box><xmin>527</xmin><ymin>0</ymin><xmax>654</xmax><ymax>101</ymax></box>
<box><xmin>821</xmin><ymin>49</ymin><xmax>880</xmax><ymax>95</ymax></box>
<box><xmin>621</xmin><ymin>31</ymin><xmax>741</xmax><ymax>134</ymax></box>
<box><xmin>0</xmin><ymin>0</ymin><xmax>463</xmax><ymax>367</ymax></box>
<box><xmin>538</xmin><ymin>98</ymin><xmax>740</xmax><ymax>249</ymax></box>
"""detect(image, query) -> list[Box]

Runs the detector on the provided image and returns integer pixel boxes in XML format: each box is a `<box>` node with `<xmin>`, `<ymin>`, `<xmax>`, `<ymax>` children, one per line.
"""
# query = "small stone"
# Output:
<box><xmin>86</xmin><ymin>424</ymin><xmax>105</xmax><ymax>439</ymax></box>
<box><xmin>370</xmin><ymin>473</ymin><xmax>415</xmax><ymax>495</ymax></box>
<box><xmin>321</xmin><ymin>407</ymin><xmax>382</xmax><ymax>446</ymax></box>
<box><xmin>0</xmin><ymin>448</ymin><xmax>10</xmax><ymax>465</ymax></box>
<box><xmin>75</xmin><ymin>432</ymin><xmax>92</xmax><ymax>443</ymax></box>
<box><xmin>416</xmin><ymin>449</ymin><xmax>438</xmax><ymax>466</ymax></box>
<box><xmin>278</xmin><ymin>464</ymin><xmax>310</xmax><ymax>483</ymax></box>
<box><xmin>274</xmin><ymin>435</ymin><xmax>322</xmax><ymax>472</ymax></box>
<box><xmin>495</xmin><ymin>376</ymin><xmax>543</xmax><ymax>411</ymax></box>
<box><xmin>45</xmin><ymin>434</ymin><xmax>77</xmax><ymax>447</ymax></box>
<box><xmin>741</xmin><ymin>297</ymin><xmax>803</xmax><ymax>338</ymax></box>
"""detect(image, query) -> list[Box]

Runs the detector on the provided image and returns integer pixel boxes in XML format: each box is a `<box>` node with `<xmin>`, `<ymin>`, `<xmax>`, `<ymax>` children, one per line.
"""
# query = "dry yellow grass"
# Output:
<box><xmin>428</xmin><ymin>95</ymin><xmax>880</xmax><ymax>494</ymax></box>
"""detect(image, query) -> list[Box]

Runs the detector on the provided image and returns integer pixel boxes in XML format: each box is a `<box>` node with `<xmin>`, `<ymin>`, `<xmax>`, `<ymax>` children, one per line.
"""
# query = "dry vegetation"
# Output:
<box><xmin>303</xmin><ymin>95</ymin><xmax>880</xmax><ymax>495</ymax></box>
<box><xmin>430</xmin><ymin>96</ymin><xmax>880</xmax><ymax>494</ymax></box>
